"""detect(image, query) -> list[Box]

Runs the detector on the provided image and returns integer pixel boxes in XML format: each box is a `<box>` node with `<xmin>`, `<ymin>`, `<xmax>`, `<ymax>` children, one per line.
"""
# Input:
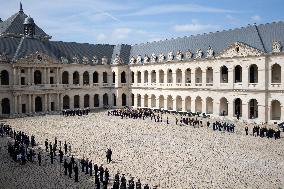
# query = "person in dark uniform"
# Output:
<box><xmin>120</xmin><ymin>174</ymin><xmax>126</xmax><ymax>189</ymax></box>
<box><xmin>71</xmin><ymin>155</ymin><xmax>75</xmax><ymax>168</ymax></box>
<box><xmin>64</xmin><ymin>159</ymin><xmax>68</xmax><ymax>175</ymax></box>
<box><xmin>94</xmin><ymin>163</ymin><xmax>98</xmax><ymax>176</ymax></box>
<box><xmin>105</xmin><ymin>168</ymin><xmax>109</xmax><ymax>184</ymax></box>
<box><xmin>64</xmin><ymin>141</ymin><xmax>68</xmax><ymax>154</ymax></box>
<box><xmin>128</xmin><ymin>177</ymin><xmax>135</xmax><ymax>189</ymax></box>
<box><xmin>37</xmin><ymin>152</ymin><xmax>41</xmax><ymax>166</ymax></box>
<box><xmin>144</xmin><ymin>184</ymin><xmax>150</xmax><ymax>189</ymax></box>
<box><xmin>50</xmin><ymin>151</ymin><xmax>54</xmax><ymax>164</ymax></box>
<box><xmin>89</xmin><ymin>160</ymin><xmax>93</xmax><ymax>176</ymax></box>
<box><xmin>106</xmin><ymin>148</ymin><xmax>112</xmax><ymax>163</ymax></box>
<box><xmin>85</xmin><ymin>158</ymin><xmax>89</xmax><ymax>174</ymax></box>
<box><xmin>136</xmin><ymin>179</ymin><xmax>142</xmax><ymax>189</ymax></box>
<box><xmin>245</xmin><ymin>126</ymin><xmax>248</xmax><ymax>135</ymax></box>
<box><xmin>81</xmin><ymin>157</ymin><xmax>85</xmax><ymax>172</ymax></box>
<box><xmin>59</xmin><ymin>148</ymin><xmax>63</xmax><ymax>163</ymax></box>
<box><xmin>45</xmin><ymin>139</ymin><xmax>48</xmax><ymax>152</ymax></box>
<box><xmin>74</xmin><ymin>163</ymin><xmax>79</xmax><ymax>182</ymax></box>
<box><xmin>68</xmin><ymin>160</ymin><xmax>73</xmax><ymax>178</ymax></box>
<box><xmin>99</xmin><ymin>164</ymin><xmax>104</xmax><ymax>182</ymax></box>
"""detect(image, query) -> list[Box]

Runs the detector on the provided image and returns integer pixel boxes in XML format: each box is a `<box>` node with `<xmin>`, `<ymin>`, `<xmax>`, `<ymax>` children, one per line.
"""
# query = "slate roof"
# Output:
<box><xmin>0</xmin><ymin>7</ymin><xmax>284</xmax><ymax>64</ymax></box>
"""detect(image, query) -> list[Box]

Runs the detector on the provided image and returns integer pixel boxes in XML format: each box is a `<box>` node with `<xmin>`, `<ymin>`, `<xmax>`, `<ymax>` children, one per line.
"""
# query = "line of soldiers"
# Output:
<box><xmin>250</xmin><ymin>125</ymin><xmax>281</xmax><ymax>139</ymax></box>
<box><xmin>62</xmin><ymin>108</ymin><xmax>90</xmax><ymax>117</ymax></box>
<box><xmin>211</xmin><ymin>121</ymin><xmax>235</xmax><ymax>133</ymax></box>
<box><xmin>112</xmin><ymin>172</ymin><xmax>154</xmax><ymax>189</ymax></box>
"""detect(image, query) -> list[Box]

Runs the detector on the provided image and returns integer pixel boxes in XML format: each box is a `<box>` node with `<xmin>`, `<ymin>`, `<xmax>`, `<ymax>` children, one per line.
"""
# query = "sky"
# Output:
<box><xmin>1</xmin><ymin>0</ymin><xmax>284</xmax><ymax>45</ymax></box>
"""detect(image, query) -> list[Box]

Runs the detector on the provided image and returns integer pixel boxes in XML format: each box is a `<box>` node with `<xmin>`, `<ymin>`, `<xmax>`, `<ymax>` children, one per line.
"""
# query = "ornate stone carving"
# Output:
<box><xmin>92</xmin><ymin>56</ymin><xmax>98</xmax><ymax>64</ymax></box>
<box><xmin>82</xmin><ymin>56</ymin><xmax>89</xmax><ymax>64</ymax></box>
<box><xmin>102</xmin><ymin>56</ymin><xmax>108</xmax><ymax>65</ymax></box>
<box><xmin>176</xmin><ymin>50</ymin><xmax>183</xmax><ymax>61</ymax></box>
<box><xmin>136</xmin><ymin>55</ymin><xmax>142</xmax><ymax>64</ymax></box>
<box><xmin>72</xmin><ymin>56</ymin><xmax>79</xmax><ymax>64</ymax></box>
<box><xmin>129</xmin><ymin>56</ymin><xmax>136</xmax><ymax>64</ymax></box>
<box><xmin>185</xmin><ymin>50</ymin><xmax>193</xmax><ymax>60</ymax></box>
<box><xmin>60</xmin><ymin>57</ymin><xmax>69</xmax><ymax>64</ymax></box>
<box><xmin>150</xmin><ymin>53</ymin><xmax>157</xmax><ymax>63</ymax></box>
<box><xmin>158</xmin><ymin>53</ymin><xmax>165</xmax><ymax>62</ymax></box>
<box><xmin>167</xmin><ymin>51</ymin><xmax>174</xmax><ymax>61</ymax></box>
<box><xmin>195</xmin><ymin>49</ymin><xmax>203</xmax><ymax>59</ymax></box>
<box><xmin>113</xmin><ymin>54</ymin><xmax>123</xmax><ymax>65</ymax></box>
<box><xmin>143</xmin><ymin>55</ymin><xmax>150</xmax><ymax>64</ymax></box>
<box><xmin>0</xmin><ymin>53</ymin><xmax>9</xmax><ymax>62</ymax></box>
<box><xmin>206</xmin><ymin>46</ymin><xmax>214</xmax><ymax>58</ymax></box>
<box><xmin>272</xmin><ymin>41</ymin><xmax>282</xmax><ymax>53</ymax></box>
<box><xmin>218</xmin><ymin>42</ymin><xmax>263</xmax><ymax>58</ymax></box>
<box><xmin>16</xmin><ymin>52</ymin><xmax>59</xmax><ymax>64</ymax></box>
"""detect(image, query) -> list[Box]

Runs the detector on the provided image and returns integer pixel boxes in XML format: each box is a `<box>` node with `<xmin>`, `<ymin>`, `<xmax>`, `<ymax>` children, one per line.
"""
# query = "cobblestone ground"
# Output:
<box><xmin>1</xmin><ymin>111</ymin><xmax>284</xmax><ymax>189</ymax></box>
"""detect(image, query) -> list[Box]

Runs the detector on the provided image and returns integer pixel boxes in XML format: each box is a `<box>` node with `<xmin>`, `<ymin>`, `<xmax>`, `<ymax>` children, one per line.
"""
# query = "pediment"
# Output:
<box><xmin>16</xmin><ymin>51</ymin><xmax>60</xmax><ymax>64</ymax></box>
<box><xmin>217</xmin><ymin>42</ymin><xmax>264</xmax><ymax>58</ymax></box>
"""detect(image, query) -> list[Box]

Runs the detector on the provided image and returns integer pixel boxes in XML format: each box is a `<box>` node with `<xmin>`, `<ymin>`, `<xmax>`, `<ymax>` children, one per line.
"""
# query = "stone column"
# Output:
<box><xmin>172</xmin><ymin>72</ymin><xmax>176</xmax><ymax>86</ymax></box>
<box><xmin>202</xmin><ymin>99</ymin><xmax>206</xmax><ymax>114</ymax></box>
<box><xmin>172</xmin><ymin>98</ymin><xmax>177</xmax><ymax>111</ymax></box>
<box><xmin>43</xmin><ymin>68</ymin><xmax>46</xmax><ymax>84</ymax></box>
<box><xmin>156</xmin><ymin>97</ymin><xmax>160</xmax><ymax>109</ymax></box>
<box><xmin>56</xmin><ymin>68</ymin><xmax>59</xmax><ymax>84</ymax></box>
<box><xmin>59</xmin><ymin>68</ymin><xmax>63</xmax><ymax>84</ymax></box>
<box><xmin>18</xmin><ymin>95</ymin><xmax>22</xmax><ymax>114</ymax></box>
<box><xmin>56</xmin><ymin>93</ymin><xmax>60</xmax><ymax>111</ymax></box>
<box><xmin>31</xmin><ymin>94</ymin><xmax>35</xmax><ymax>113</ymax></box>
<box><xmin>191</xmin><ymin>98</ymin><xmax>196</xmax><ymax>113</ymax></box>
<box><xmin>134</xmin><ymin>72</ymin><xmax>137</xmax><ymax>85</ymax></box>
<box><xmin>164</xmin><ymin>98</ymin><xmax>168</xmax><ymax>110</ymax></box>
<box><xmin>191</xmin><ymin>71</ymin><xmax>195</xmax><ymax>86</ymax></box>
<box><xmin>14</xmin><ymin>94</ymin><xmax>18</xmax><ymax>114</ymax></box>
<box><xmin>80</xmin><ymin>95</ymin><xmax>84</xmax><ymax>108</ymax></box>
<box><xmin>13</xmin><ymin>68</ymin><xmax>17</xmax><ymax>85</ymax></box>
<box><xmin>31</xmin><ymin>68</ymin><xmax>35</xmax><ymax>85</ymax></box>
<box><xmin>70</xmin><ymin>95</ymin><xmax>74</xmax><ymax>109</ymax></box>
<box><xmin>90</xmin><ymin>72</ymin><xmax>93</xmax><ymax>86</ymax></box>
<box><xmin>18</xmin><ymin>68</ymin><xmax>21</xmax><ymax>85</ymax></box>
<box><xmin>79</xmin><ymin>73</ymin><xmax>83</xmax><ymax>86</ymax></box>
<box><xmin>182</xmin><ymin>99</ymin><xmax>186</xmax><ymax>112</ymax></box>
<box><xmin>148</xmin><ymin>97</ymin><xmax>152</xmax><ymax>108</ymax></box>
<box><xmin>213</xmin><ymin>101</ymin><xmax>219</xmax><ymax>116</ymax></box>
<box><xmin>202</xmin><ymin>69</ymin><xmax>206</xmax><ymax>86</ymax></box>
<box><xmin>69</xmin><ymin>72</ymin><xmax>73</xmax><ymax>85</ymax></box>
<box><xmin>27</xmin><ymin>68</ymin><xmax>31</xmax><ymax>85</ymax></box>
<box><xmin>228</xmin><ymin>102</ymin><xmax>234</xmax><ymax>118</ymax></box>
<box><xmin>164</xmin><ymin>71</ymin><xmax>167</xmax><ymax>84</ymax></box>
<box><xmin>243</xmin><ymin>66</ymin><xmax>249</xmax><ymax>88</ymax></box>
<box><xmin>47</xmin><ymin>68</ymin><xmax>50</xmax><ymax>84</ymax></box>
<box><xmin>90</xmin><ymin>94</ymin><xmax>94</xmax><ymax>109</ymax></box>
<box><xmin>28</xmin><ymin>94</ymin><xmax>32</xmax><ymax>113</ymax></box>
<box><xmin>44</xmin><ymin>94</ymin><xmax>47</xmax><ymax>112</ymax></box>
<box><xmin>133</xmin><ymin>95</ymin><xmax>137</xmax><ymax>108</ymax></box>
<box><xmin>181</xmin><ymin>70</ymin><xmax>185</xmax><ymax>86</ymax></box>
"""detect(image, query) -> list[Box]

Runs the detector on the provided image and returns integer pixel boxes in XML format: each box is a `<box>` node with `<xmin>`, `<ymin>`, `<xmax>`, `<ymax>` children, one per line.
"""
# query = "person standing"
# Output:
<box><xmin>81</xmin><ymin>157</ymin><xmax>85</xmax><ymax>172</ymax></box>
<box><xmin>64</xmin><ymin>159</ymin><xmax>68</xmax><ymax>175</ymax></box>
<box><xmin>89</xmin><ymin>160</ymin><xmax>93</xmax><ymax>176</ymax></box>
<box><xmin>37</xmin><ymin>152</ymin><xmax>41</xmax><ymax>166</ymax></box>
<box><xmin>245</xmin><ymin>126</ymin><xmax>248</xmax><ymax>135</ymax></box>
<box><xmin>136</xmin><ymin>179</ymin><xmax>142</xmax><ymax>189</ymax></box>
<box><xmin>68</xmin><ymin>160</ymin><xmax>73</xmax><ymax>178</ymax></box>
<box><xmin>59</xmin><ymin>148</ymin><xmax>63</xmax><ymax>163</ymax></box>
<box><xmin>64</xmin><ymin>141</ymin><xmax>67</xmax><ymax>154</ymax></box>
<box><xmin>45</xmin><ymin>139</ymin><xmax>48</xmax><ymax>152</ymax></box>
<box><xmin>74</xmin><ymin>163</ymin><xmax>79</xmax><ymax>182</ymax></box>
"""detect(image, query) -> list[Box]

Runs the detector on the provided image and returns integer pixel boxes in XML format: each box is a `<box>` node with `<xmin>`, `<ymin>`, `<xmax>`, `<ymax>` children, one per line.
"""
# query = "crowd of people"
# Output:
<box><xmin>244</xmin><ymin>125</ymin><xmax>281</xmax><ymax>139</ymax></box>
<box><xmin>62</xmin><ymin>108</ymin><xmax>90</xmax><ymax>117</ymax></box>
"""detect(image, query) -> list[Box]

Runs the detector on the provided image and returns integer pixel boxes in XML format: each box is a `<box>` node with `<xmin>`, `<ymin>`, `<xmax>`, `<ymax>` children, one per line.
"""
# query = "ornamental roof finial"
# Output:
<box><xmin>19</xmin><ymin>2</ymin><xmax>23</xmax><ymax>13</ymax></box>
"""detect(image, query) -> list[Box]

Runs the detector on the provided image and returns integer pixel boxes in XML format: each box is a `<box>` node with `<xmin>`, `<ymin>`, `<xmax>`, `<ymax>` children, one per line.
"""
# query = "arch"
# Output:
<box><xmin>62</xmin><ymin>71</ymin><xmax>69</xmax><ymax>84</ymax></box>
<box><xmin>249</xmin><ymin>99</ymin><xmax>258</xmax><ymax>119</ymax></box>
<box><xmin>35</xmin><ymin>96</ymin><xmax>42</xmax><ymax>112</ymax></box>
<box><xmin>249</xmin><ymin>64</ymin><xmax>258</xmax><ymax>83</ymax></box>
<box><xmin>271</xmin><ymin>100</ymin><xmax>281</xmax><ymax>120</ymax></box>
<box><xmin>176</xmin><ymin>69</ymin><xmax>182</xmax><ymax>83</ymax></box>
<box><xmin>1</xmin><ymin>98</ymin><xmax>10</xmax><ymax>114</ymax></box>
<box><xmin>131</xmin><ymin>93</ymin><xmax>134</xmax><ymax>106</ymax></box>
<box><xmin>74</xmin><ymin>95</ymin><xmax>80</xmax><ymax>108</ymax></box>
<box><xmin>185</xmin><ymin>68</ymin><xmax>191</xmax><ymax>83</ymax></box>
<box><xmin>93</xmin><ymin>71</ymin><xmax>99</xmax><ymax>83</ymax></box>
<box><xmin>0</xmin><ymin>70</ymin><xmax>9</xmax><ymax>85</ymax></box>
<box><xmin>103</xmin><ymin>93</ymin><xmax>109</xmax><ymax>106</ymax></box>
<box><xmin>144</xmin><ymin>94</ymin><xmax>148</xmax><ymax>107</ymax></box>
<box><xmin>113</xmin><ymin>94</ymin><xmax>117</xmax><ymax>106</ymax></box>
<box><xmin>159</xmin><ymin>95</ymin><xmax>164</xmax><ymax>109</ymax></box>
<box><xmin>84</xmin><ymin>94</ymin><xmax>90</xmax><ymax>108</ymax></box>
<box><xmin>137</xmin><ymin>94</ymin><xmax>141</xmax><ymax>107</ymax></box>
<box><xmin>167</xmin><ymin>95</ymin><xmax>173</xmax><ymax>110</ymax></box>
<box><xmin>206</xmin><ymin>67</ymin><xmax>213</xmax><ymax>84</ymax></box>
<box><xmin>34</xmin><ymin>70</ymin><xmax>42</xmax><ymax>85</ymax></box>
<box><xmin>220</xmin><ymin>97</ymin><xmax>228</xmax><ymax>116</ymax></box>
<box><xmin>234</xmin><ymin>98</ymin><xmax>242</xmax><ymax>117</ymax></box>
<box><xmin>131</xmin><ymin>71</ymin><xmax>134</xmax><ymax>83</ymax></box>
<box><xmin>195</xmin><ymin>67</ymin><xmax>202</xmax><ymax>84</ymax></box>
<box><xmin>195</xmin><ymin>96</ymin><xmax>202</xmax><ymax>113</ymax></box>
<box><xmin>151</xmin><ymin>94</ymin><xmax>156</xmax><ymax>108</ymax></box>
<box><xmin>167</xmin><ymin>69</ymin><xmax>173</xmax><ymax>83</ymax></box>
<box><xmin>234</xmin><ymin>65</ymin><xmax>242</xmax><ymax>83</ymax></box>
<box><xmin>112</xmin><ymin>72</ymin><xmax>116</xmax><ymax>83</ymax></box>
<box><xmin>63</xmin><ymin>95</ymin><xmax>70</xmax><ymax>109</ymax></box>
<box><xmin>94</xmin><ymin>94</ymin><xmax>99</xmax><ymax>107</ymax></box>
<box><xmin>122</xmin><ymin>93</ymin><xmax>127</xmax><ymax>106</ymax></box>
<box><xmin>137</xmin><ymin>71</ymin><xmax>141</xmax><ymax>83</ymax></box>
<box><xmin>271</xmin><ymin>64</ymin><xmax>281</xmax><ymax>83</ymax></box>
<box><xmin>176</xmin><ymin>96</ymin><xmax>182</xmax><ymax>111</ymax></box>
<box><xmin>83</xmin><ymin>71</ymin><xmax>89</xmax><ymax>85</ymax></box>
<box><xmin>151</xmin><ymin>70</ymin><xmax>156</xmax><ymax>83</ymax></box>
<box><xmin>159</xmin><ymin>70</ymin><xmax>164</xmax><ymax>83</ymax></box>
<box><xmin>185</xmin><ymin>96</ymin><xmax>191</xmax><ymax>112</ymax></box>
<box><xmin>73</xmin><ymin>71</ymin><xmax>79</xmax><ymax>85</ymax></box>
<box><xmin>144</xmin><ymin>71</ymin><xmax>148</xmax><ymax>83</ymax></box>
<box><xmin>220</xmin><ymin>66</ymin><xmax>228</xmax><ymax>83</ymax></box>
<box><xmin>121</xmin><ymin>71</ymin><xmax>126</xmax><ymax>83</ymax></box>
<box><xmin>206</xmin><ymin>97</ymin><xmax>213</xmax><ymax>114</ymax></box>
<box><xmin>103</xmin><ymin>72</ymin><xmax>108</xmax><ymax>83</ymax></box>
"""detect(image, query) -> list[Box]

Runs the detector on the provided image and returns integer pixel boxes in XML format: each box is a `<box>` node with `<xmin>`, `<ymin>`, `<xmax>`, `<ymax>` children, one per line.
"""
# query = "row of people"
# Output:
<box><xmin>62</xmin><ymin>108</ymin><xmax>90</xmax><ymax>117</ymax></box>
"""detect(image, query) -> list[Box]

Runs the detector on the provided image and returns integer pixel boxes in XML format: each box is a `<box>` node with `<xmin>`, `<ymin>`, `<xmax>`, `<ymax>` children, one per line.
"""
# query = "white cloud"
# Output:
<box><xmin>128</xmin><ymin>3</ymin><xmax>238</xmax><ymax>16</ymax></box>
<box><xmin>174</xmin><ymin>20</ymin><xmax>220</xmax><ymax>33</ymax></box>
<box><xmin>251</xmin><ymin>15</ymin><xmax>261</xmax><ymax>22</ymax></box>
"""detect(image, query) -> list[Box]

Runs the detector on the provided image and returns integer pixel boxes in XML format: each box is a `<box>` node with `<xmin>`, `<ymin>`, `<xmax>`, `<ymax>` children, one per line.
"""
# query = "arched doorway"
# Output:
<box><xmin>185</xmin><ymin>96</ymin><xmax>191</xmax><ymax>112</ymax></box>
<box><xmin>103</xmin><ymin>93</ymin><xmax>108</xmax><ymax>106</ymax></box>
<box><xmin>1</xmin><ymin>98</ymin><xmax>10</xmax><ymax>114</ymax></box>
<box><xmin>0</xmin><ymin>70</ymin><xmax>9</xmax><ymax>85</ymax></box>
<box><xmin>167</xmin><ymin>69</ymin><xmax>172</xmax><ymax>83</ymax></box>
<box><xmin>234</xmin><ymin>98</ymin><xmax>242</xmax><ymax>117</ymax></box>
<box><xmin>113</xmin><ymin>94</ymin><xmax>117</xmax><ymax>106</ymax></box>
<box><xmin>271</xmin><ymin>64</ymin><xmax>281</xmax><ymax>83</ymax></box>
<box><xmin>151</xmin><ymin>70</ymin><xmax>156</xmax><ymax>83</ymax></box>
<box><xmin>220</xmin><ymin>97</ymin><xmax>228</xmax><ymax>116</ymax></box>
<box><xmin>234</xmin><ymin>65</ymin><xmax>242</xmax><ymax>83</ymax></box>
<box><xmin>249</xmin><ymin>64</ymin><xmax>258</xmax><ymax>83</ymax></box>
<box><xmin>206</xmin><ymin>67</ymin><xmax>213</xmax><ymax>84</ymax></box>
<box><xmin>195</xmin><ymin>96</ymin><xmax>202</xmax><ymax>113</ymax></box>
<box><xmin>159</xmin><ymin>95</ymin><xmax>164</xmax><ymax>109</ymax></box>
<box><xmin>83</xmin><ymin>71</ymin><xmax>89</xmax><ymax>85</ymax></box>
<box><xmin>93</xmin><ymin>72</ymin><xmax>99</xmax><ymax>83</ymax></box>
<box><xmin>74</xmin><ymin>95</ymin><xmax>80</xmax><ymax>108</ymax></box>
<box><xmin>249</xmin><ymin>99</ymin><xmax>258</xmax><ymax>119</ymax></box>
<box><xmin>34</xmin><ymin>70</ymin><xmax>42</xmax><ymax>85</ymax></box>
<box><xmin>271</xmin><ymin>100</ymin><xmax>281</xmax><ymax>120</ymax></box>
<box><xmin>144</xmin><ymin>94</ymin><xmax>148</xmax><ymax>107</ymax></box>
<box><xmin>137</xmin><ymin>94</ymin><xmax>141</xmax><ymax>107</ymax></box>
<box><xmin>137</xmin><ymin>71</ymin><xmax>141</xmax><ymax>83</ymax></box>
<box><xmin>84</xmin><ymin>94</ymin><xmax>90</xmax><ymax>108</ymax></box>
<box><xmin>73</xmin><ymin>71</ymin><xmax>79</xmax><ymax>85</ymax></box>
<box><xmin>94</xmin><ymin>94</ymin><xmax>99</xmax><ymax>107</ymax></box>
<box><xmin>185</xmin><ymin>68</ymin><xmax>191</xmax><ymax>83</ymax></box>
<box><xmin>206</xmin><ymin>97</ymin><xmax>213</xmax><ymax>114</ymax></box>
<box><xmin>63</xmin><ymin>95</ymin><xmax>70</xmax><ymax>109</ymax></box>
<box><xmin>144</xmin><ymin>71</ymin><xmax>148</xmax><ymax>83</ymax></box>
<box><xmin>159</xmin><ymin>70</ymin><xmax>164</xmax><ymax>83</ymax></box>
<box><xmin>195</xmin><ymin>67</ymin><xmax>202</xmax><ymax>84</ymax></box>
<box><xmin>112</xmin><ymin>72</ymin><xmax>116</xmax><ymax>83</ymax></box>
<box><xmin>151</xmin><ymin>94</ymin><xmax>156</xmax><ymax>108</ymax></box>
<box><xmin>176</xmin><ymin>96</ymin><xmax>182</xmax><ymax>111</ymax></box>
<box><xmin>176</xmin><ymin>69</ymin><xmax>182</xmax><ymax>84</ymax></box>
<box><xmin>220</xmin><ymin>66</ymin><xmax>228</xmax><ymax>83</ymax></box>
<box><xmin>35</xmin><ymin>96</ymin><xmax>42</xmax><ymax>112</ymax></box>
<box><xmin>122</xmin><ymin>93</ymin><xmax>127</xmax><ymax>106</ymax></box>
<box><xmin>62</xmin><ymin>71</ymin><xmax>69</xmax><ymax>84</ymax></box>
<box><xmin>167</xmin><ymin>95</ymin><xmax>173</xmax><ymax>110</ymax></box>
<box><xmin>121</xmin><ymin>71</ymin><xmax>126</xmax><ymax>83</ymax></box>
<box><xmin>103</xmin><ymin>72</ymin><xmax>108</xmax><ymax>83</ymax></box>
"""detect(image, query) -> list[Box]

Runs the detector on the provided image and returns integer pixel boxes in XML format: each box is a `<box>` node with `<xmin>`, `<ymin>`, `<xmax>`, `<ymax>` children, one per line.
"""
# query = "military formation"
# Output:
<box><xmin>62</xmin><ymin>108</ymin><xmax>90</xmax><ymax>117</ymax></box>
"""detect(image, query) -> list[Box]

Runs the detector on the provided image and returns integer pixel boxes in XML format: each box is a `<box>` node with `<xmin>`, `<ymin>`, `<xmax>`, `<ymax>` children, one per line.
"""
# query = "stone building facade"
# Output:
<box><xmin>0</xmin><ymin>4</ymin><xmax>284</xmax><ymax>123</ymax></box>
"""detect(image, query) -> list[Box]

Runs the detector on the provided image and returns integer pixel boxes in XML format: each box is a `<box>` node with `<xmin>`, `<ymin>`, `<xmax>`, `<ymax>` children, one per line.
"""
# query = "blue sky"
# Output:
<box><xmin>1</xmin><ymin>0</ymin><xmax>284</xmax><ymax>44</ymax></box>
